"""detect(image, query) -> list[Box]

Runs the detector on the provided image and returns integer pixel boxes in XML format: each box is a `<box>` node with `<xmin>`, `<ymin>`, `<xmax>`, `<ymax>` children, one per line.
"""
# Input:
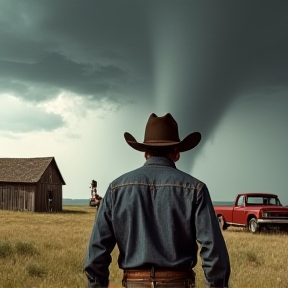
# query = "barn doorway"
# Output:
<box><xmin>47</xmin><ymin>189</ymin><xmax>53</xmax><ymax>212</ymax></box>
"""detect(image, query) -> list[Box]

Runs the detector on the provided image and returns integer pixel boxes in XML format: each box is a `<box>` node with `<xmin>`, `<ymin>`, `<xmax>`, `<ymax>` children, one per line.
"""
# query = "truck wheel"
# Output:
<box><xmin>248</xmin><ymin>217</ymin><xmax>260</xmax><ymax>233</ymax></box>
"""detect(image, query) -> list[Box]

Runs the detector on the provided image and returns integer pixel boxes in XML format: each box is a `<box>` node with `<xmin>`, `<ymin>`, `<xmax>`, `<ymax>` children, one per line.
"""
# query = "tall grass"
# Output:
<box><xmin>0</xmin><ymin>206</ymin><xmax>287</xmax><ymax>288</ymax></box>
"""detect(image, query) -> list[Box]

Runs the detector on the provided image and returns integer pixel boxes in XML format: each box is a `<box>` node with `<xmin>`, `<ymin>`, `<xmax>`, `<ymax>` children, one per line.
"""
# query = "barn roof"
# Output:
<box><xmin>0</xmin><ymin>157</ymin><xmax>66</xmax><ymax>184</ymax></box>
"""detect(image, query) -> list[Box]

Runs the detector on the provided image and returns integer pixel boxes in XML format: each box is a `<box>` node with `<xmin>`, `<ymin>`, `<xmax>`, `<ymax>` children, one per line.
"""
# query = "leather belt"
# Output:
<box><xmin>122</xmin><ymin>268</ymin><xmax>195</xmax><ymax>288</ymax></box>
<box><xmin>124</xmin><ymin>269</ymin><xmax>195</xmax><ymax>280</ymax></box>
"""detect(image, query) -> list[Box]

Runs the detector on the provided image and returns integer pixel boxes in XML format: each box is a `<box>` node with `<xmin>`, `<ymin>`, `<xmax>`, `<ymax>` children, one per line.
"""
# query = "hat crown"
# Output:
<box><xmin>144</xmin><ymin>113</ymin><xmax>180</xmax><ymax>143</ymax></box>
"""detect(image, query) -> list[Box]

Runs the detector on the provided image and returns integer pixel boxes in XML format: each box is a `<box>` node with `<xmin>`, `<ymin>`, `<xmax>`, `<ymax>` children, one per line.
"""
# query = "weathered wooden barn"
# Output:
<box><xmin>0</xmin><ymin>157</ymin><xmax>65</xmax><ymax>212</ymax></box>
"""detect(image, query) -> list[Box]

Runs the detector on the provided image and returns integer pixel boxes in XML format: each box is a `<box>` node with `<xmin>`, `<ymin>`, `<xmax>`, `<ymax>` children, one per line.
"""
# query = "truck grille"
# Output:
<box><xmin>268</xmin><ymin>212</ymin><xmax>288</xmax><ymax>218</ymax></box>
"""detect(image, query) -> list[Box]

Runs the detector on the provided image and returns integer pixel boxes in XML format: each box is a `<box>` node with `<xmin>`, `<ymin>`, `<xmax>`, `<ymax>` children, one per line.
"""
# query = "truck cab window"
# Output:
<box><xmin>237</xmin><ymin>196</ymin><xmax>244</xmax><ymax>206</ymax></box>
<box><xmin>269</xmin><ymin>197</ymin><xmax>279</xmax><ymax>205</ymax></box>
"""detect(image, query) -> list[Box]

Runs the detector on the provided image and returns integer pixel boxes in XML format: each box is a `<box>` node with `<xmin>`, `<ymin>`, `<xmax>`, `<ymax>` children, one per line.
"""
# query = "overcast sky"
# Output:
<box><xmin>0</xmin><ymin>0</ymin><xmax>287</xmax><ymax>205</ymax></box>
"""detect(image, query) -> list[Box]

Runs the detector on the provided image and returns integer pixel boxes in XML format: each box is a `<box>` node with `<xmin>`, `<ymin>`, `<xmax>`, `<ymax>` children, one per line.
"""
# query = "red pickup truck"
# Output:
<box><xmin>214</xmin><ymin>193</ymin><xmax>288</xmax><ymax>233</ymax></box>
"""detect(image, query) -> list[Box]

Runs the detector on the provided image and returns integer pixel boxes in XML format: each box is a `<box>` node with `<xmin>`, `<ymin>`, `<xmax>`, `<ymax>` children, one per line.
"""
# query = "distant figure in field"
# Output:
<box><xmin>84</xmin><ymin>113</ymin><xmax>230</xmax><ymax>288</ymax></box>
<box><xmin>89</xmin><ymin>180</ymin><xmax>102</xmax><ymax>208</ymax></box>
<box><xmin>91</xmin><ymin>180</ymin><xmax>97</xmax><ymax>200</ymax></box>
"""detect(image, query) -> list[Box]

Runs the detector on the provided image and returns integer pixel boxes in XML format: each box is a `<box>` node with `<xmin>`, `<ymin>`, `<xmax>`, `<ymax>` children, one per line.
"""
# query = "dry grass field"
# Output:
<box><xmin>0</xmin><ymin>206</ymin><xmax>287</xmax><ymax>288</ymax></box>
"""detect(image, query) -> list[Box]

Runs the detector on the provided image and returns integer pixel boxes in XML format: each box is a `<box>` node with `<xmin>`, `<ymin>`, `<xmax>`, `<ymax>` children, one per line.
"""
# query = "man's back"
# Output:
<box><xmin>109</xmin><ymin>156</ymin><xmax>201</xmax><ymax>269</ymax></box>
<box><xmin>88</xmin><ymin>156</ymin><xmax>230</xmax><ymax>286</ymax></box>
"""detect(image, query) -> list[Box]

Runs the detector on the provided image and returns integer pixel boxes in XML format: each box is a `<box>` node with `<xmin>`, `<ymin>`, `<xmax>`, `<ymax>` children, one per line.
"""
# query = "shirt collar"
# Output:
<box><xmin>144</xmin><ymin>156</ymin><xmax>176</xmax><ymax>168</ymax></box>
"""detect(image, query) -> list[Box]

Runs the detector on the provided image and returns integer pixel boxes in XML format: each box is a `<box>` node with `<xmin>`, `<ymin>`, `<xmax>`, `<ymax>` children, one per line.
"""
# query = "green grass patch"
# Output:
<box><xmin>15</xmin><ymin>241</ymin><xmax>38</xmax><ymax>256</ymax></box>
<box><xmin>0</xmin><ymin>241</ymin><xmax>13</xmax><ymax>258</ymax></box>
<box><xmin>27</xmin><ymin>263</ymin><xmax>46</xmax><ymax>278</ymax></box>
<box><xmin>246</xmin><ymin>251</ymin><xmax>258</xmax><ymax>262</ymax></box>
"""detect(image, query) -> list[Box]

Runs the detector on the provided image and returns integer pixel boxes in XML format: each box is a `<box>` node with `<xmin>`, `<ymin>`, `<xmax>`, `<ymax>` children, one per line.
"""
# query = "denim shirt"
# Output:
<box><xmin>84</xmin><ymin>157</ymin><xmax>230</xmax><ymax>287</ymax></box>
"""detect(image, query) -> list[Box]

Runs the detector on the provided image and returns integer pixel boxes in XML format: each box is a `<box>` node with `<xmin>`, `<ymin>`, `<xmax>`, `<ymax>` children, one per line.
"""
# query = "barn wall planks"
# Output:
<box><xmin>0</xmin><ymin>185</ymin><xmax>35</xmax><ymax>211</ymax></box>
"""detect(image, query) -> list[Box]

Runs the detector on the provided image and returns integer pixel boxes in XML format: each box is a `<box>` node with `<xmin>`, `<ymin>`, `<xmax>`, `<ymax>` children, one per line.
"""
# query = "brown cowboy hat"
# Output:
<box><xmin>124</xmin><ymin>113</ymin><xmax>201</xmax><ymax>152</ymax></box>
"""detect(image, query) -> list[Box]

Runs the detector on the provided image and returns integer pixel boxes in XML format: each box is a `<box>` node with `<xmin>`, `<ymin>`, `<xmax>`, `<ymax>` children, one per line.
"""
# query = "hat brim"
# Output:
<box><xmin>124</xmin><ymin>132</ymin><xmax>201</xmax><ymax>152</ymax></box>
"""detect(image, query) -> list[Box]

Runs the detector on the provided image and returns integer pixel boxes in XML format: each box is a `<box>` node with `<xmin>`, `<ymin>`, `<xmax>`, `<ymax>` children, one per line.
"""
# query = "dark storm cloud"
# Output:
<box><xmin>0</xmin><ymin>53</ymin><xmax>128</xmax><ymax>101</ymax></box>
<box><xmin>0</xmin><ymin>0</ymin><xmax>154</xmax><ymax>102</ymax></box>
<box><xmin>0</xmin><ymin>0</ymin><xmax>287</xmax><ymax>141</ymax></box>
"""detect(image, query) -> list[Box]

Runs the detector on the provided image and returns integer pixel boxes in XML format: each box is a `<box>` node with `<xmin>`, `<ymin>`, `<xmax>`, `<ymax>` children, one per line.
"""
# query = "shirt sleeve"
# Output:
<box><xmin>83</xmin><ymin>186</ymin><xmax>116</xmax><ymax>284</ymax></box>
<box><xmin>194</xmin><ymin>184</ymin><xmax>230</xmax><ymax>288</ymax></box>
